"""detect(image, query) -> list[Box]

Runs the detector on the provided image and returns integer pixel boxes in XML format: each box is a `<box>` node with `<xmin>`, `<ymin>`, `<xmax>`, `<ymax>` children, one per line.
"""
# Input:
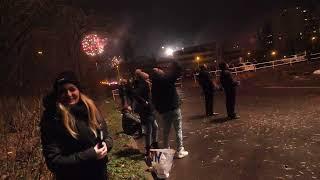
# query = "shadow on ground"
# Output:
<box><xmin>188</xmin><ymin>114</ymin><xmax>207</xmax><ymax>120</ymax></box>
<box><xmin>209</xmin><ymin>117</ymin><xmax>234</xmax><ymax>124</ymax></box>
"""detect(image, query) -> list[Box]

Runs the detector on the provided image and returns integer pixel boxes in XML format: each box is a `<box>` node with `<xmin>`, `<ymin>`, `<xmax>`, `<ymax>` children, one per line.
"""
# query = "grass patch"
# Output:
<box><xmin>99</xmin><ymin>99</ymin><xmax>148</xmax><ymax>180</ymax></box>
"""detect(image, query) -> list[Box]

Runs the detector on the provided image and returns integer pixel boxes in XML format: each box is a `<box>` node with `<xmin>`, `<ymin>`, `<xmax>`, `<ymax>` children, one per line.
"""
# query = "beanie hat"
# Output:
<box><xmin>53</xmin><ymin>71</ymin><xmax>81</xmax><ymax>93</ymax></box>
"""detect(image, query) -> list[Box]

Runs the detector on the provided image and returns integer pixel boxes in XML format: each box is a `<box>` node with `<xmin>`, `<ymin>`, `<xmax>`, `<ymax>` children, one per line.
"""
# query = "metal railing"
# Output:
<box><xmin>193</xmin><ymin>51</ymin><xmax>320</xmax><ymax>84</ymax></box>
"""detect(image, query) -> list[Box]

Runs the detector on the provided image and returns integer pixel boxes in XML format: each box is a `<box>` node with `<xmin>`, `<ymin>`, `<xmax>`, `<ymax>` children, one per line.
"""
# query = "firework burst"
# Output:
<box><xmin>81</xmin><ymin>34</ymin><xmax>106</xmax><ymax>56</ymax></box>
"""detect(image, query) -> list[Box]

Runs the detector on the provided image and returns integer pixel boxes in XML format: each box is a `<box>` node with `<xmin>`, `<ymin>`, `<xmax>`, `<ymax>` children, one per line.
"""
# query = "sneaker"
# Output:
<box><xmin>212</xmin><ymin>112</ymin><xmax>219</xmax><ymax>116</ymax></box>
<box><xmin>176</xmin><ymin>147</ymin><xmax>189</xmax><ymax>159</ymax></box>
<box><xmin>207</xmin><ymin>112</ymin><xmax>219</xmax><ymax>117</ymax></box>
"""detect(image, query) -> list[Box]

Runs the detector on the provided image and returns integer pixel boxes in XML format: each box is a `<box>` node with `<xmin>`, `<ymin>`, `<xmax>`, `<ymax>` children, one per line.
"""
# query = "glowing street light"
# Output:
<box><xmin>195</xmin><ymin>56</ymin><xmax>201</xmax><ymax>67</ymax></box>
<box><xmin>271</xmin><ymin>51</ymin><xmax>277</xmax><ymax>56</ymax></box>
<box><xmin>37</xmin><ymin>51</ymin><xmax>43</xmax><ymax>55</ymax></box>
<box><xmin>312</xmin><ymin>36</ymin><xmax>317</xmax><ymax>41</ymax></box>
<box><xmin>165</xmin><ymin>47</ymin><xmax>174</xmax><ymax>56</ymax></box>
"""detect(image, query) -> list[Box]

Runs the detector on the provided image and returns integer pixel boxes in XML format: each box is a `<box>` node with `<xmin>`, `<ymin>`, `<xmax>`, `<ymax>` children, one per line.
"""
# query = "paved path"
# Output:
<box><xmin>164</xmin><ymin>80</ymin><xmax>320</xmax><ymax>180</ymax></box>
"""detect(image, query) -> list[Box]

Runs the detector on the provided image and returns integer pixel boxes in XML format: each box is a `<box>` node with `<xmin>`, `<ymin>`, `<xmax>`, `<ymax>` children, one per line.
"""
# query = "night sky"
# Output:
<box><xmin>78</xmin><ymin>0</ymin><xmax>304</xmax><ymax>56</ymax></box>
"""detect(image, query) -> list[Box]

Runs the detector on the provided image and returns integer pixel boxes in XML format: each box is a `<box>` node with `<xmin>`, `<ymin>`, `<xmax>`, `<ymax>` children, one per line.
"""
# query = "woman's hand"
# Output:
<box><xmin>94</xmin><ymin>142</ymin><xmax>108</xmax><ymax>159</ymax></box>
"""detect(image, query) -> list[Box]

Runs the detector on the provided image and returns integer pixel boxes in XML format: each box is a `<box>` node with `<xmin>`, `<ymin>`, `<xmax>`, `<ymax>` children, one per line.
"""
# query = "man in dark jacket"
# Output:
<box><xmin>198</xmin><ymin>64</ymin><xmax>219</xmax><ymax>117</ymax></box>
<box><xmin>151</xmin><ymin>61</ymin><xmax>188</xmax><ymax>159</ymax></box>
<box><xmin>219</xmin><ymin>62</ymin><xmax>240</xmax><ymax>119</ymax></box>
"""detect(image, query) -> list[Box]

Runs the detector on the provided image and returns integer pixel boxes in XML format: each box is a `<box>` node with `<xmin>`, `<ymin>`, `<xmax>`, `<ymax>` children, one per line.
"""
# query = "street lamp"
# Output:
<box><xmin>165</xmin><ymin>47</ymin><xmax>174</xmax><ymax>56</ymax></box>
<box><xmin>195</xmin><ymin>56</ymin><xmax>201</xmax><ymax>67</ymax></box>
<box><xmin>271</xmin><ymin>51</ymin><xmax>277</xmax><ymax>56</ymax></box>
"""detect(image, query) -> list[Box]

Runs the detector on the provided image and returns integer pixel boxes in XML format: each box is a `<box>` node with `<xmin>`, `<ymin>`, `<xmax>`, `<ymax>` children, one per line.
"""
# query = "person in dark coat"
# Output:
<box><xmin>197</xmin><ymin>64</ymin><xmax>219</xmax><ymax>117</ymax></box>
<box><xmin>40</xmin><ymin>71</ymin><xmax>113</xmax><ymax>180</ymax></box>
<box><xmin>151</xmin><ymin>61</ymin><xmax>188</xmax><ymax>159</ymax></box>
<box><xmin>132</xmin><ymin>69</ymin><xmax>159</xmax><ymax>156</ymax></box>
<box><xmin>219</xmin><ymin>62</ymin><xmax>240</xmax><ymax>119</ymax></box>
<box><xmin>118</xmin><ymin>78</ymin><xmax>134</xmax><ymax>108</ymax></box>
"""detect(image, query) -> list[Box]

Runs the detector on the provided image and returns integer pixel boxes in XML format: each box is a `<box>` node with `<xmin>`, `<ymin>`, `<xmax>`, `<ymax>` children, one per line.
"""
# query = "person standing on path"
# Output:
<box><xmin>151</xmin><ymin>61</ymin><xmax>189</xmax><ymax>159</ymax></box>
<box><xmin>132</xmin><ymin>69</ymin><xmax>159</xmax><ymax>156</ymax></box>
<box><xmin>197</xmin><ymin>64</ymin><xmax>219</xmax><ymax>117</ymax></box>
<box><xmin>219</xmin><ymin>62</ymin><xmax>240</xmax><ymax>119</ymax></box>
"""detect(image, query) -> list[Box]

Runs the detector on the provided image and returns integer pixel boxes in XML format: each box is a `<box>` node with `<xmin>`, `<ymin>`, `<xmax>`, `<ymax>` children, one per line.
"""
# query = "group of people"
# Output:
<box><xmin>39</xmin><ymin>61</ymin><xmax>189</xmax><ymax>179</ymax></box>
<box><xmin>39</xmin><ymin>61</ymin><xmax>239</xmax><ymax>179</ymax></box>
<box><xmin>197</xmin><ymin>62</ymin><xmax>240</xmax><ymax>119</ymax></box>
<box><xmin>119</xmin><ymin>61</ymin><xmax>189</xmax><ymax>159</ymax></box>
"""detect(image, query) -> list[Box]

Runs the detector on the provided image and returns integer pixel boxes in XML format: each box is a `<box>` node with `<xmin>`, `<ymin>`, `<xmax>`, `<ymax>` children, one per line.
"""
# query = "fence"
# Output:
<box><xmin>193</xmin><ymin>51</ymin><xmax>320</xmax><ymax>84</ymax></box>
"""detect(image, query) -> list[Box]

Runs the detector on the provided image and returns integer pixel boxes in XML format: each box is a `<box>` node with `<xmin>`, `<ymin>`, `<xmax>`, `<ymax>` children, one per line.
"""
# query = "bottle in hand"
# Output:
<box><xmin>97</xmin><ymin>130</ymin><xmax>104</xmax><ymax>148</ymax></box>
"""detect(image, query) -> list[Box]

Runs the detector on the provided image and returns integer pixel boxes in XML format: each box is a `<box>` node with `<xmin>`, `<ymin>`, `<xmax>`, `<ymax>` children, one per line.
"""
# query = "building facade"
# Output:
<box><xmin>173</xmin><ymin>42</ymin><xmax>220</xmax><ymax>69</ymax></box>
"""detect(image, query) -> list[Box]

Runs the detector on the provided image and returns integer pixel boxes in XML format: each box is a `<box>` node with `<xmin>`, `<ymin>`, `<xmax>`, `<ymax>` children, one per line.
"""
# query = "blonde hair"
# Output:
<box><xmin>57</xmin><ymin>93</ymin><xmax>101</xmax><ymax>139</ymax></box>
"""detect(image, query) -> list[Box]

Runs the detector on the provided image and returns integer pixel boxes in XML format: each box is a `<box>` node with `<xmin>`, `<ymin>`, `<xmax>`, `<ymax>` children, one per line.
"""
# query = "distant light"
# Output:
<box><xmin>37</xmin><ymin>51</ymin><xmax>43</xmax><ymax>55</ymax></box>
<box><xmin>165</xmin><ymin>48</ymin><xmax>174</xmax><ymax>56</ymax></box>
<box><xmin>300</xmin><ymin>32</ymin><xmax>303</xmax><ymax>36</ymax></box>
<box><xmin>303</xmin><ymin>10</ymin><xmax>307</xmax><ymax>13</ymax></box>
<box><xmin>284</xmin><ymin>56</ymin><xmax>287</xmax><ymax>58</ymax></box>
<box><xmin>247</xmin><ymin>52</ymin><xmax>251</xmax><ymax>55</ymax></box>
<box><xmin>312</xmin><ymin>37</ymin><xmax>317</xmax><ymax>41</ymax></box>
<box><xmin>182</xmin><ymin>47</ymin><xmax>184</xmax><ymax>50</ymax></box>
<box><xmin>162</xmin><ymin>46</ymin><xmax>165</xmax><ymax>49</ymax></box>
<box><xmin>196</xmin><ymin>56</ymin><xmax>200</xmax><ymax>61</ymax></box>
<box><xmin>304</xmin><ymin>19</ymin><xmax>308</xmax><ymax>21</ymax></box>
<box><xmin>271</xmin><ymin>51</ymin><xmax>277</xmax><ymax>56</ymax></box>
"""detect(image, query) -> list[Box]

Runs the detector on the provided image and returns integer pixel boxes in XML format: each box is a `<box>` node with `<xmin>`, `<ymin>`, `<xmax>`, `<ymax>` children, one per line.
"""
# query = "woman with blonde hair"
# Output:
<box><xmin>40</xmin><ymin>71</ymin><xmax>113</xmax><ymax>180</ymax></box>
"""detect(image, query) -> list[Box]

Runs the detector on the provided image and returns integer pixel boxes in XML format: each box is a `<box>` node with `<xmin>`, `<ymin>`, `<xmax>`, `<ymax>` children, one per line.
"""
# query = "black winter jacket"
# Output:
<box><xmin>198</xmin><ymin>70</ymin><xmax>215</xmax><ymax>94</ymax></box>
<box><xmin>132</xmin><ymin>78</ymin><xmax>153</xmax><ymax>117</ymax></box>
<box><xmin>40</xmin><ymin>98</ymin><xmax>113</xmax><ymax>180</ymax></box>
<box><xmin>220</xmin><ymin>70</ymin><xmax>238</xmax><ymax>91</ymax></box>
<box><xmin>151</xmin><ymin>70</ymin><xmax>181</xmax><ymax>114</ymax></box>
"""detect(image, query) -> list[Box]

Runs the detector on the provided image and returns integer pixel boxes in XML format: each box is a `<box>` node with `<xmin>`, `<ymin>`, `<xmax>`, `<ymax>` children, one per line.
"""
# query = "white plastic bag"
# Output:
<box><xmin>150</xmin><ymin>149</ymin><xmax>176</xmax><ymax>179</ymax></box>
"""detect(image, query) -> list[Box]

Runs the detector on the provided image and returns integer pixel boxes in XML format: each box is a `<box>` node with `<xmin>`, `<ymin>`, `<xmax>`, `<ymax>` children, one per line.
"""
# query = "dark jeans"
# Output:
<box><xmin>139</xmin><ymin>113</ymin><xmax>158</xmax><ymax>147</ymax></box>
<box><xmin>204</xmin><ymin>92</ymin><xmax>214</xmax><ymax>116</ymax></box>
<box><xmin>225</xmin><ymin>88</ymin><xmax>236</xmax><ymax>117</ymax></box>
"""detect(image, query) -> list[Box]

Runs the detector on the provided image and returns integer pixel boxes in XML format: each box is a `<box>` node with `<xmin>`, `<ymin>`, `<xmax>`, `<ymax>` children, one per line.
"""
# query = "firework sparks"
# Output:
<box><xmin>111</xmin><ymin>56</ymin><xmax>120</xmax><ymax>68</ymax></box>
<box><xmin>81</xmin><ymin>34</ymin><xmax>106</xmax><ymax>56</ymax></box>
